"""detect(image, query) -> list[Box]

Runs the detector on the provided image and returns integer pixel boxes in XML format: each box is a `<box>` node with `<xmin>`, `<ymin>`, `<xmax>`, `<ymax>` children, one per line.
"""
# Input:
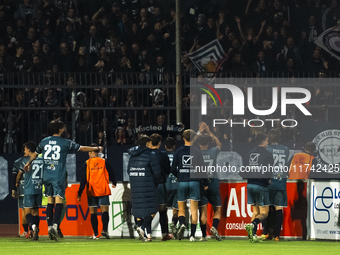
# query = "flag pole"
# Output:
<box><xmin>176</xmin><ymin>0</ymin><xmax>182</xmax><ymax>125</ymax></box>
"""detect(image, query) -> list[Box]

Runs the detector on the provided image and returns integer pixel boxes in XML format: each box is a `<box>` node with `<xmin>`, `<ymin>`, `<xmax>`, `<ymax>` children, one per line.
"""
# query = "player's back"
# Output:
<box><xmin>267</xmin><ymin>144</ymin><xmax>289</xmax><ymax>190</ymax></box>
<box><xmin>24</xmin><ymin>155</ymin><xmax>43</xmax><ymax>195</ymax></box>
<box><xmin>246</xmin><ymin>146</ymin><xmax>274</xmax><ymax>187</ymax></box>
<box><xmin>172</xmin><ymin>145</ymin><xmax>205</xmax><ymax>182</ymax></box>
<box><xmin>151</xmin><ymin>149</ymin><xmax>170</xmax><ymax>182</ymax></box>
<box><xmin>201</xmin><ymin>147</ymin><xmax>220</xmax><ymax>189</ymax></box>
<box><xmin>37</xmin><ymin>136</ymin><xmax>80</xmax><ymax>183</ymax></box>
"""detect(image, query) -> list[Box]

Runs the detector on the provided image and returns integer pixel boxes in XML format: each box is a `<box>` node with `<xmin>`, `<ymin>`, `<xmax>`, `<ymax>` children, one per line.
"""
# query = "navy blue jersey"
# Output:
<box><xmin>36</xmin><ymin>136</ymin><xmax>80</xmax><ymax>184</ymax></box>
<box><xmin>267</xmin><ymin>144</ymin><xmax>289</xmax><ymax>190</ymax></box>
<box><xmin>245</xmin><ymin>146</ymin><xmax>274</xmax><ymax>187</ymax></box>
<box><xmin>171</xmin><ymin>145</ymin><xmax>205</xmax><ymax>183</ymax></box>
<box><xmin>202</xmin><ymin>147</ymin><xmax>220</xmax><ymax>189</ymax></box>
<box><xmin>21</xmin><ymin>155</ymin><xmax>43</xmax><ymax>195</ymax></box>
<box><xmin>12</xmin><ymin>156</ymin><xmax>27</xmax><ymax>196</ymax></box>
<box><xmin>165</xmin><ymin>151</ymin><xmax>178</xmax><ymax>191</ymax></box>
<box><xmin>151</xmin><ymin>149</ymin><xmax>170</xmax><ymax>184</ymax></box>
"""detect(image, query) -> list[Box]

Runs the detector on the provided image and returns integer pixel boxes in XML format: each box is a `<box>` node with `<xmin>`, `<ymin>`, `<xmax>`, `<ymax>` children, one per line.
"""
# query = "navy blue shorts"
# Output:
<box><xmin>199</xmin><ymin>187</ymin><xmax>222</xmax><ymax>207</ymax></box>
<box><xmin>24</xmin><ymin>194</ymin><xmax>42</xmax><ymax>208</ymax></box>
<box><xmin>167</xmin><ymin>190</ymin><xmax>178</xmax><ymax>209</ymax></box>
<box><xmin>157</xmin><ymin>183</ymin><xmax>167</xmax><ymax>205</ymax></box>
<box><xmin>87</xmin><ymin>195</ymin><xmax>110</xmax><ymax>207</ymax></box>
<box><xmin>44</xmin><ymin>181</ymin><xmax>65</xmax><ymax>199</ymax></box>
<box><xmin>269</xmin><ymin>189</ymin><xmax>287</xmax><ymax>207</ymax></box>
<box><xmin>177</xmin><ymin>181</ymin><xmax>200</xmax><ymax>202</ymax></box>
<box><xmin>247</xmin><ymin>184</ymin><xmax>269</xmax><ymax>206</ymax></box>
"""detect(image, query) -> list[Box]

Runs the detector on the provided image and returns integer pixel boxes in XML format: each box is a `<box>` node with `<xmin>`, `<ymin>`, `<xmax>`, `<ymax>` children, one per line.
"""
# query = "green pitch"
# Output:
<box><xmin>0</xmin><ymin>238</ymin><xmax>339</xmax><ymax>255</ymax></box>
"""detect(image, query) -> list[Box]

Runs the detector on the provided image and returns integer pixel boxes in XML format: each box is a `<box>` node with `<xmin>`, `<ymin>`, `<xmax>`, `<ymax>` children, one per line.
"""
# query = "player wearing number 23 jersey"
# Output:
<box><xmin>36</xmin><ymin>136</ymin><xmax>80</xmax><ymax>198</ymax></box>
<box><xmin>24</xmin><ymin>120</ymin><xmax>104</xmax><ymax>242</ymax></box>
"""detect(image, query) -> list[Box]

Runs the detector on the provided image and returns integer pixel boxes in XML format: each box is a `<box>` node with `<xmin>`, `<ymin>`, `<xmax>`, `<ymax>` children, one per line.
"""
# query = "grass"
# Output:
<box><xmin>0</xmin><ymin>237</ymin><xmax>339</xmax><ymax>255</ymax></box>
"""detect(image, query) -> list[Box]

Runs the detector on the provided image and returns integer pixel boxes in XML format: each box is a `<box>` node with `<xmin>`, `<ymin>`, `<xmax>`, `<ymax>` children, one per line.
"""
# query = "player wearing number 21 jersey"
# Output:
<box><xmin>24</xmin><ymin>120</ymin><xmax>104</xmax><ymax>242</ymax></box>
<box><xmin>17</xmin><ymin>141</ymin><xmax>43</xmax><ymax>240</ymax></box>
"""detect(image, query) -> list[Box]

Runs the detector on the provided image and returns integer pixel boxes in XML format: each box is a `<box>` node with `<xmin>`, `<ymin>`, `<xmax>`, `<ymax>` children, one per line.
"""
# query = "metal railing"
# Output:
<box><xmin>1</xmin><ymin>72</ymin><xmax>340</xmax><ymax>153</ymax></box>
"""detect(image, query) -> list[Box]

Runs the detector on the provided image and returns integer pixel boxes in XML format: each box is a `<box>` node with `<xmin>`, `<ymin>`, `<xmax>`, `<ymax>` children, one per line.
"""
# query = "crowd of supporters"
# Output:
<box><xmin>1</xmin><ymin>0</ymin><xmax>340</xmax><ymax>152</ymax></box>
<box><xmin>1</xmin><ymin>0</ymin><xmax>340</xmax><ymax>75</ymax></box>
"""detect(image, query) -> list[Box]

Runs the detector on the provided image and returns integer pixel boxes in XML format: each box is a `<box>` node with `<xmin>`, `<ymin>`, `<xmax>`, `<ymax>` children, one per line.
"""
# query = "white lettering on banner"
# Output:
<box><xmin>226</xmin><ymin>187</ymin><xmax>253</xmax><ymax>218</ymax></box>
<box><xmin>310</xmin><ymin>181</ymin><xmax>340</xmax><ymax>240</ymax></box>
<box><xmin>227</xmin><ymin>188</ymin><xmax>240</xmax><ymax>217</ymax></box>
<box><xmin>203</xmin><ymin>84</ymin><xmax>311</xmax><ymax>116</ymax></box>
<box><xmin>241</xmin><ymin>187</ymin><xmax>247</xmax><ymax>217</ymax></box>
<box><xmin>226</xmin><ymin>221</ymin><xmax>263</xmax><ymax>230</ymax></box>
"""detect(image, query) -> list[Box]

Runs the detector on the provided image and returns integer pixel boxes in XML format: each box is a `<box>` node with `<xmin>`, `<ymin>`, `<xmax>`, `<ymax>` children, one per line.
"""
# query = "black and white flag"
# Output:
<box><xmin>187</xmin><ymin>39</ymin><xmax>228</xmax><ymax>73</ymax></box>
<box><xmin>314</xmin><ymin>24</ymin><xmax>340</xmax><ymax>61</ymax></box>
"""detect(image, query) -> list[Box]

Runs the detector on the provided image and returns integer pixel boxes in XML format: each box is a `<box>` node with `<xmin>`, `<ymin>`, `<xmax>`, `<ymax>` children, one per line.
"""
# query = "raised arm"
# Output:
<box><xmin>79</xmin><ymin>146</ymin><xmax>103</xmax><ymax>152</ymax></box>
<box><xmin>92</xmin><ymin>7</ymin><xmax>105</xmax><ymax>23</ymax></box>
<box><xmin>245</xmin><ymin>0</ymin><xmax>253</xmax><ymax>15</ymax></box>
<box><xmin>254</xmin><ymin>20</ymin><xmax>266</xmax><ymax>44</ymax></box>
<box><xmin>189</xmin><ymin>37</ymin><xmax>199</xmax><ymax>53</ymax></box>
<box><xmin>235</xmin><ymin>16</ymin><xmax>246</xmax><ymax>43</ymax></box>
<box><xmin>205</xmin><ymin>125</ymin><xmax>222</xmax><ymax>150</ymax></box>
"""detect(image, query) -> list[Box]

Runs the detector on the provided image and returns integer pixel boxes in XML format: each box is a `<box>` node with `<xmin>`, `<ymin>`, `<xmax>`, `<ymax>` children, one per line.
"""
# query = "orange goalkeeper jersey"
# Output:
<box><xmin>86</xmin><ymin>157</ymin><xmax>111</xmax><ymax>197</ymax></box>
<box><xmin>289</xmin><ymin>152</ymin><xmax>315</xmax><ymax>179</ymax></box>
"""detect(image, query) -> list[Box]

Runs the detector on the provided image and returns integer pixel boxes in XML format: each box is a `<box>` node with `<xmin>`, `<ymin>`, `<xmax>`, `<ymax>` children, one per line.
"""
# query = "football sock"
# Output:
<box><xmin>251</xmin><ymin>218</ymin><xmax>261</xmax><ymax>235</ymax></box>
<box><xmin>33</xmin><ymin>216</ymin><xmax>40</xmax><ymax>228</ymax></box>
<box><xmin>26</xmin><ymin>213</ymin><xmax>33</xmax><ymax>228</ymax></box>
<box><xmin>60</xmin><ymin>204</ymin><xmax>66</xmax><ymax>223</ymax></box>
<box><xmin>22</xmin><ymin>224</ymin><xmax>28</xmax><ymax>232</ymax></box>
<box><xmin>275</xmin><ymin>210</ymin><xmax>283</xmax><ymax>238</ymax></box>
<box><xmin>143</xmin><ymin>216</ymin><xmax>153</xmax><ymax>236</ymax></box>
<box><xmin>102</xmin><ymin>212</ymin><xmax>109</xmax><ymax>232</ymax></box>
<box><xmin>53</xmin><ymin>204</ymin><xmax>63</xmax><ymax>225</ymax></box>
<box><xmin>190</xmin><ymin>224</ymin><xmax>197</xmax><ymax>238</ymax></box>
<box><xmin>91</xmin><ymin>214</ymin><xmax>98</xmax><ymax>236</ymax></box>
<box><xmin>200</xmin><ymin>224</ymin><xmax>207</xmax><ymax>237</ymax></box>
<box><xmin>262</xmin><ymin>218</ymin><xmax>268</xmax><ymax>235</ymax></box>
<box><xmin>159</xmin><ymin>211</ymin><xmax>168</xmax><ymax>234</ymax></box>
<box><xmin>179</xmin><ymin>216</ymin><xmax>185</xmax><ymax>226</ymax></box>
<box><xmin>212</xmin><ymin>218</ymin><xmax>220</xmax><ymax>229</ymax></box>
<box><xmin>46</xmin><ymin>203</ymin><xmax>54</xmax><ymax>227</ymax></box>
<box><xmin>136</xmin><ymin>219</ymin><xmax>143</xmax><ymax>227</ymax></box>
<box><xmin>172</xmin><ymin>216</ymin><xmax>178</xmax><ymax>226</ymax></box>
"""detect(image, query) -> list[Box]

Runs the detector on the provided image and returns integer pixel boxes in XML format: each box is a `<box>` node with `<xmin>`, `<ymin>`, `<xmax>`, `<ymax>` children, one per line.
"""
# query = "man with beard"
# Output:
<box><xmin>24</xmin><ymin>120</ymin><xmax>103</xmax><ymax>242</ymax></box>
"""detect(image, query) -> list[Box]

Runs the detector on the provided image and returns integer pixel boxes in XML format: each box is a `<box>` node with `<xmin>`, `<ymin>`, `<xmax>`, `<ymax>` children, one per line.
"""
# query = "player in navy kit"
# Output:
<box><xmin>17</xmin><ymin>141</ymin><xmax>43</xmax><ymax>241</ymax></box>
<box><xmin>164</xmin><ymin>137</ymin><xmax>179</xmax><ymax>238</ymax></box>
<box><xmin>196</xmin><ymin>123</ymin><xmax>222</xmax><ymax>241</ymax></box>
<box><xmin>148</xmin><ymin>134</ymin><xmax>172</xmax><ymax>241</ymax></box>
<box><xmin>244</xmin><ymin>133</ymin><xmax>274</xmax><ymax>242</ymax></box>
<box><xmin>262</xmin><ymin>129</ymin><xmax>289</xmax><ymax>241</ymax></box>
<box><xmin>172</xmin><ymin>129</ymin><xmax>208</xmax><ymax>242</ymax></box>
<box><xmin>24</xmin><ymin>120</ymin><xmax>103</xmax><ymax>242</ymax></box>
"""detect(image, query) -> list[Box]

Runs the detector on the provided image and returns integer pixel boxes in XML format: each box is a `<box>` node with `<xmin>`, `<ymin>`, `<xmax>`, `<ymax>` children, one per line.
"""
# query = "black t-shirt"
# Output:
<box><xmin>244</xmin><ymin>146</ymin><xmax>274</xmax><ymax>187</ymax></box>
<box><xmin>171</xmin><ymin>145</ymin><xmax>206</xmax><ymax>183</ymax></box>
